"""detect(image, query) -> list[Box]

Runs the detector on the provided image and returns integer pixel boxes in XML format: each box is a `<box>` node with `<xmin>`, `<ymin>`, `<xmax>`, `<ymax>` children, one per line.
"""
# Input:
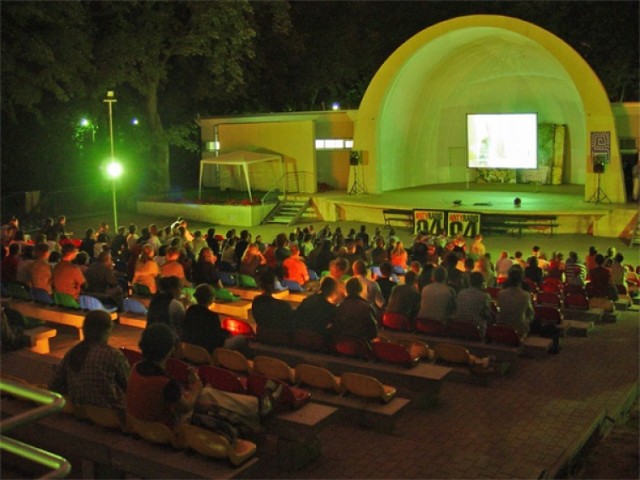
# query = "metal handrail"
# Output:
<box><xmin>260</xmin><ymin>170</ymin><xmax>317</xmax><ymax>204</ymax></box>
<box><xmin>0</xmin><ymin>379</ymin><xmax>71</xmax><ymax>478</ymax></box>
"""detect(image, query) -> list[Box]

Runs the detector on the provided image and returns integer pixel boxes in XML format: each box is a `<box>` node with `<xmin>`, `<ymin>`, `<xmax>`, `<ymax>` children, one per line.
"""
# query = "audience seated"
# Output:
<box><xmin>455</xmin><ymin>272</ymin><xmax>493</xmax><ymax>336</ymax></box>
<box><xmin>238</xmin><ymin>243</ymin><xmax>266</xmax><ymax>277</ymax></box>
<box><xmin>252</xmin><ymin>268</ymin><xmax>295</xmax><ymax>341</ymax></box>
<box><xmin>84</xmin><ymin>251</ymin><xmax>125</xmax><ymax>311</ymax></box>
<box><xmin>385</xmin><ymin>270</ymin><xmax>421</xmax><ymax>320</ymax></box>
<box><xmin>282</xmin><ymin>244</ymin><xmax>310</xmax><ymax>286</ymax></box>
<box><xmin>588</xmin><ymin>253</ymin><xmax>618</xmax><ymax>300</ymax></box>
<box><xmin>52</xmin><ymin>243</ymin><xmax>86</xmax><ymax>300</ymax></box>
<box><xmin>496</xmin><ymin>266</ymin><xmax>534</xmax><ymax>338</ymax></box>
<box><xmin>1</xmin><ymin>243</ymin><xmax>21</xmax><ymax>282</ymax></box>
<box><xmin>31</xmin><ymin>242</ymin><xmax>53</xmax><ymax>294</ymax></box>
<box><xmin>333</xmin><ymin>277</ymin><xmax>379</xmax><ymax>347</ymax></box>
<box><xmin>417</xmin><ymin>266</ymin><xmax>456</xmax><ymax>322</ymax></box>
<box><xmin>352</xmin><ymin>260</ymin><xmax>385</xmax><ymax>313</ymax></box>
<box><xmin>524</xmin><ymin>256</ymin><xmax>544</xmax><ymax>286</ymax></box>
<box><xmin>564</xmin><ymin>251</ymin><xmax>587</xmax><ymax>286</ymax></box>
<box><xmin>374</xmin><ymin>262</ymin><xmax>397</xmax><ymax>306</ymax></box>
<box><xmin>191</xmin><ymin>248</ymin><xmax>221</xmax><ymax>287</ymax></box>
<box><xmin>161</xmin><ymin>246</ymin><xmax>190</xmax><ymax>287</ymax></box>
<box><xmin>294</xmin><ymin>276</ymin><xmax>339</xmax><ymax>344</ymax></box>
<box><xmin>182</xmin><ymin>284</ymin><xmax>246</xmax><ymax>353</ymax></box>
<box><xmin>132</xmin><ymin>244</ymin><xmax>160</xmax><ymax>294</ymax></box>
<box><xmin>49</xmin><ymin>310</ymin><xmax>129</xmax><ymax>413</ymax></box>
<box><xmin>146</xmin><ymin>276</ymin><xmax>185</xmax><ymax>337</ymax></box>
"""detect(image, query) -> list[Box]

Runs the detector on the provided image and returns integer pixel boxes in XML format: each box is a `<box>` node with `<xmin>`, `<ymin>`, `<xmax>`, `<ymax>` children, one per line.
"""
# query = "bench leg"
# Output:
<box><xmin>30</xmin><ymin>338</ymin><xmax>51</xmax><ymax>354</ymax></box>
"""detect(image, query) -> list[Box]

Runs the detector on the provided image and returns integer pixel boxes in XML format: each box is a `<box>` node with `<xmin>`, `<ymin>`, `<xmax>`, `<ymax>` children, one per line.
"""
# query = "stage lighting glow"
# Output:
<box><xmin>332</xmin><ymin>102</ymin><xmax>340</xmax><ymax>111</ymax></box>
<box><xmin>80</xmin><ymin>118</ymin><xmax>90</xmax><ymax>127</ymax></box>
<box><xmin>106</xmin><ymin>160</ymin><xmax>123</xmax><ymax>179</ymax></box>
<box><xmin>467</xmin><ymin>113</ymin><xmax>538</xmax><ymax>169</ymax></box>
<box><xmin>131</xmin><ymin>117</ymin><xmax>139</xmax><ymax>125</ymax></box>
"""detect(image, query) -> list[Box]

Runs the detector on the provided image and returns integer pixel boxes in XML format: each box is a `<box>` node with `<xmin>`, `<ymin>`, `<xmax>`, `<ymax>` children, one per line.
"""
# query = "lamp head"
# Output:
<box><xmin>106</xmin><ymin>160</ymin><xmax>123</xmax><ymax>179</ymax></box>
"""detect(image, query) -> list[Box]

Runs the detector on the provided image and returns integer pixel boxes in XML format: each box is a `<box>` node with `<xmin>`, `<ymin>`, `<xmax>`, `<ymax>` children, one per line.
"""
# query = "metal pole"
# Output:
<box><xmin>104</xmin><ymin>94</ymin><xmax>118</xmax><ymax>228</ymax></box>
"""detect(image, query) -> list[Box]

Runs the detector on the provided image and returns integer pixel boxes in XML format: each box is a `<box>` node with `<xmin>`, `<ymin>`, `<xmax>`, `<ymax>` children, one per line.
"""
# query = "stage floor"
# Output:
<box><xmin>317</xmin><ymin>183</ymin><xmax>631</xmax><ymax>216</ymax></box>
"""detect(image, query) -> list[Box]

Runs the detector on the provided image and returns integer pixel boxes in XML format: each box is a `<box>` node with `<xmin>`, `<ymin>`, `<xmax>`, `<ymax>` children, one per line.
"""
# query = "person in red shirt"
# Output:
<box><xmin>1</xmin><ymin>243</ymin><xmax>20</xmax><ymax>282</ymax></box>
<box><xmin>588</xmin><ymin>254</ymin><xmax>618</xmax><ymax>300</ymax></box>
<box><xmin>282</xmin><ymin>244</ymin><xmax>309</xmax><ymax>286</ymax></box>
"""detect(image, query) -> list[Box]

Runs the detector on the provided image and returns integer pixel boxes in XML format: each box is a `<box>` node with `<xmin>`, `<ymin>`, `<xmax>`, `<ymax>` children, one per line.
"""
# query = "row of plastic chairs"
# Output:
<box><xmin>2</xmin><ymin>281</ymin><xmax>119</xmax><ymax>313</ymax></box>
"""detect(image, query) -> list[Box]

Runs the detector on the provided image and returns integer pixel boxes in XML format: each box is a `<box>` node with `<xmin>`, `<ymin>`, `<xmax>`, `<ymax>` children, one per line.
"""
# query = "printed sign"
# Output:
<box><xmin>447</xmin><ymin>212</ymin><xmax>481</xmax><ymax>238</ymax></box>
<box><xmin>413</xmin><ymin>210</ymin><xmax>446</xmax><ymax>235</ymax></box>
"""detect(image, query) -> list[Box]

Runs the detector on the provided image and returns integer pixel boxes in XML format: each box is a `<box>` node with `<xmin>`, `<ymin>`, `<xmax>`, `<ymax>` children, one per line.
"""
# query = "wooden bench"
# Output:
<box><xmin>561</xmin><ymin>307</ymin><xmax>604</xmax><ymax>324</ymax></box>
<box><xmin>295</xmin><ymin>386</ymin><xmax>410</xmax><ymax>434</ymax></box>
<box><xmin>227</xmin><ymin>287</ymin><xmax>290</xmax><ymax>301</ymax></box>
<box><xmin>23</xmin><ymin>326</ymin><xmax>57</xmax><ymax>354</ymax></box>
<box><xmin>481</xmin><ymin>214</ymin><xmax>559</xmax><ymax>237</ymax></box>
<box><xmin>247</xmin><ymin>342</ymin><xmax>451</xmax><ymax>408</ymax></box>
<box><xmin>209</xmin><ymin>300</ymin><xmax>253</xmax><ymax>321</ymax></box>
<box><xmin>382</xmin><ymin>209</ymin><xmax>414</xmax><ymax>231</ymax></box>
<box><xmin>1</xmin><ymin>397</ymin><xmax>258</xmax><ymax>479</ymax></box>
<box><xmin>118</xmin><ymin>311</ymin><xmax>147</xmax><ymax>329</ymax></box>
<box><xmin>7</xmin><ymin>299</ymin><xmax>118</xmax><ymax>340</ymax></box>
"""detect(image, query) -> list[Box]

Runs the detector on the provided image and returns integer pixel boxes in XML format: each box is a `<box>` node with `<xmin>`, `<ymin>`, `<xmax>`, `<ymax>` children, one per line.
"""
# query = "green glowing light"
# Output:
<box><xmin>106</xmin><ymin>160</ymin><xmax>123</xmax><ymax>179</ymax></box>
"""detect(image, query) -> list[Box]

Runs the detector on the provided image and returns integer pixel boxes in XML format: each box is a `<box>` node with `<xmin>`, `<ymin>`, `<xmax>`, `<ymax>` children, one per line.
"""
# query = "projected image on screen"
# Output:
<box><xmin>467</xmin><ymin>113</ymin><xmax>538</xmax><ymax>169</ymax></box>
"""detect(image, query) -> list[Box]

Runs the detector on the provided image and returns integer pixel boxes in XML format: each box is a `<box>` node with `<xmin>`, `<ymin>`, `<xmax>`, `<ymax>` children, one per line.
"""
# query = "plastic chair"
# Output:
<box><xmin>535</xmin><ymin>291</ymin><xmax>563</xmax><ymax>308</ymax></box>
<box><xmin>414</xmin><ymin>317</ymin><xmax>446</xmax><ymax>336</ymax></box>
<box><xmin>294</xmin><ymin>364</ymin><xmax>342</xmax><ymax>394</ymax></box>
<box><xmin>181</xmin><ymin>423</ymin><xmax>257</xmax><ymax>466</ymax></box>
<box><xmin>213</xmin><ymin>348</ymin><xmax>253</xmax><ymax>374</ymax></box>
<box><xmin>127</xmin><ymin>414</ymin><xmax>186</xmax><ymax>448</ymax></box>
<box><xmin>372</xmin><ymin>341</ymin><xmax>420</xmax><ymax>367</ymax></box>
<box><xmin>564</xmin><ymin>293</ymin><xmax>589</xmax><ymax>310</ymax></box>
<box><xmin>445</xmin><ymin>320</ymin><xmax>482</xmax><ymax>341</ymax></box>
<box><xmin>53</xmin><ymin>291</ymin><xmax>81</xmax><ymax>309</ymax></box>
<box><xmin>523</xmin><ymin>278</ymin><xmax>539</xmax><ymax>293</ymax></box>
<box><xmin>123</xmin><ymin>297</ymin><xmax>148</xmax><ymax>314</ymax></box>
<box><xmin>31</xmin><ymin>288</ymin><xmax>53</xmax><ymax>305</ymax></box>
<box><xmin>485</xmin><ymin>324</ymin><xmax>521</xmax><ymax>347</ymax></box>
<box><xmin>252</xmin><ymin>356</ymin><xmax>295</xmax><ymax>383</ymax></box>
<box><xmin>178</xmin><ymin>342</ymin><xmax>213</xmax><ymax>365</ymax></box>
<box><xmin>246</xmin><ymin>373</ymin><xmax>311</xmax><ymax>411</ymax></box>
<box><xmin>132</xmin><ymin>283</ymin><xmax>153</xmax><ymax>296</ymax></box>
<box><xmin>332</xmin><ymin>336</ymin><xmax>373</xmax><ymax>360</ymax></box>
<box><xmin>291</xmin><ymin>329</ymin><xmax>327</xmax><ymax>352</ymax></box>
<box><xmin>237</xmin><ymin>274</ymin><xmax>258</xmax><ymax>289</ymax></box>
<box><xmin>221</xmin><ymin>317</ymin><xmax>256</xmax><ymax>339</ymax></box>
<box><xmin>6</xmin><ymin>281</ymin><xmax>33</xmax><ymax>301</ymax></box>
<box><xmin>197</xmin><ymin>365</ymin><xmax>247</xmax><ymax>394</ymax></box>
<box><xmin>433</xmin><ymin>343</ymin><xmax>472</xmax><ymax>366</ymax></box>
<box><xmin>533</xmin><ymin>305</ymin><xmax>563</xmax><ymax>326</ymax></box>
<box><xmin>83</xmin><ymin>405</ymin><xmax>126</xmax><ymax>431</ymax></box>
<box><xmin>120</xmin><ymin>347</ymin><xmax>143</xmax><ymax>366</ymax></box>
<box><xmin>340</xmin><ymin>372</ymin><xmax>396</xmax><ymax>403</ymax></box>
<box><xmin>381</xmin><ymin>311</ymin><xmax>412</xmax><ymax>332</ymax></box>
<box><xmin>563</xmin><ymin>284</ymin><xmax>586</xmax><ymax>296</ymax></box>
<box><xmin>486</xmin><ymin>287</ymin><xmax>501</xmax><ymax>300</ymax></box>
<box><xmin>541</xmin><ymin>278</ymin><xmax>564</xmax><ymax>294</ymax></box>
<box><xmin>281</xmin><ymin>279</ymin><xmax>303</xmax><ymax>292</ymax></box>
<box><xmin>219</xmin><ymin>272</ymin><xmax>237</xmax><ymax>286</ymax></box>
<box><xmin>214</xmin><ymin>288</ymin><xmax>240</xmax><ymax>302</ymax></box>
<box><xmin>165</xmin><ymin>357</ymin><xmax>192</xmax><ymax>385</ymax></box>
<box><xmin>79</xmin><ymin>295</ymin><xmax>118</xmax><ymax>313</ymax></box>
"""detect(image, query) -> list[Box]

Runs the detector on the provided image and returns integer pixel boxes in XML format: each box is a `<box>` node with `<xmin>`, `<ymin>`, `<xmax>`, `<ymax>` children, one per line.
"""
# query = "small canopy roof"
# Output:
<box><xmin>198</xmin><ymin>149</ymin><xmax>284</xmax><ymax>202</ymax></box>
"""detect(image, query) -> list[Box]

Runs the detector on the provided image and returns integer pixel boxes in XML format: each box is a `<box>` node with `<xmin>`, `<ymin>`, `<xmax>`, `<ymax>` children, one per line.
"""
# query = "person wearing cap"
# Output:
<box><xmin>182</xmin><ymin>284</ymin><xmax>246</xmax><ymax>353</ymax></box>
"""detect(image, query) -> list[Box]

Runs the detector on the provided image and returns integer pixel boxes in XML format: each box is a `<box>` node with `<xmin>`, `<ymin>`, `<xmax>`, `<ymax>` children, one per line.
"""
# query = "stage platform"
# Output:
<box><xmin>309</xmin><ymin>183</ymin><xmax>638</xmax><ymax>238</ymax></box>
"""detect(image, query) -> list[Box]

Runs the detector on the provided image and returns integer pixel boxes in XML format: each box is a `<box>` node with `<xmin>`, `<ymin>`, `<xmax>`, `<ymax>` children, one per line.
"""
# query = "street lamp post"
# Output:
<box><xmin>103</xmin><ymin>91</ymin><xmax>120</xmax><ymax>229</ymax></box>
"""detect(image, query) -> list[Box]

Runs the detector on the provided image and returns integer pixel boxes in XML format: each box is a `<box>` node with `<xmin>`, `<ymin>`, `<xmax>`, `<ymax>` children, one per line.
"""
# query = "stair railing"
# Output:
<box><xmin>1</xmin><ymin>378</ymin><xmax>71</xmax><ymax>478</ymax></box>
<box><xmin>260</xmin><ymin>170</ymin><xmax>317</xmax><ymax>205</ymax></box>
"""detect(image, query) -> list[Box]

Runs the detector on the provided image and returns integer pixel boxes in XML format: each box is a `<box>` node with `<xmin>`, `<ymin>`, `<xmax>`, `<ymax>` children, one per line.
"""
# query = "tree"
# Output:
<box><xmin>90</xmin><ymin>1</ymin><xmax>264</xmax><ymax>193</ymax></box>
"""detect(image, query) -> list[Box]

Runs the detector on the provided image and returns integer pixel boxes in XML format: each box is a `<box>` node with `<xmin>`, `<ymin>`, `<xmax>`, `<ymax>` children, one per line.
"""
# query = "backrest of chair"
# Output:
<box><xmin>238</xmin><ymin>274</ymin><xmax>258</xmax><ymax>288</ymax></box>
<box><xmin>123</xmin><ymin>297</ymin><xmax>148</xmax><ymax>314</ymax></box>
<box><xmin>381</xmin><ymin>312</ymin><xmax>412</xmax><ymax>332</ymax></box>
<box><xmin>31</xmin><ymin>288</ymin><xmax>53</xmax><ymax>305</ymax></box>
<box><xmin>179</xmin><ymin>342</ymin><xmax>213</xmax><ymax>365</ymax></box>
<box><xmin>486</xmin><ymin>287</ymin><xmax>501</xmax><ymax>300</ymax></box>
<box><xmin>534</xmin><ymin>305</ymin><xmax>563</xmax><ymax>325</ymax></box>
<box><xmin>535</xmin><ymin>292</ymin><xmax>562</xmax><ymax>307</ymax></box>
<box><xmin>198</xmin><ymin>365</ymin><xmax>247</xmax><ymax>394</ymax></box>
<box><xmin>165</xmin><ymin>357</ymin><xmax>191</xmax><ymax>385</ymax></box>
<box><xmin>6</xmin><ymin>282</ymin><xmax>32</xmax><ymax>301</ymax></box>
<box><xmin>215</xmin><ymin>288</ymin><xmax>239</xmax><ymax>302</ymax></box>
<box><xmin>292</xmin><ymin>329</ymin><xmax>326</xmax><ymax>352</ymax></box>
<box><xmin>340</xmin><ymin>372</ymin><xmax>387</xmax><ymax>400</ymax></box>
<box><xmin>332</xmin><ymin>336</ymin><xmax>373</xmax><ymax>360</ymax></box>
<box><xmin>213</xmin><ymin>347</ymin><xmax>252</xmax><ymax>373</ymax></box>
<box><xmin>127</xmin><ymin>414</ymin><xmax>181</xmax><ymax>447</ymax></box>
<box><xmin>563</xmin><ymin>284</ymin><xmax>586</xmax><ymax>296</ymax></box>
<box><xmin>79</xmin><ymin>295</ymin><xmax>106</xmax><ymax>311</ymax></box>
<box><xmin>120</xmin><ymin>347</ymin><xmax>143</xmax><ymax>366</ymax></box>
<box><xmin>616</xmin><ymin>284</ymin><xmax>628</xmax><ymax>295</ymax></box>
<box><xmin>372</xmin><ymin>341</ymin><xmax>416</xmax><ymax>367</ymax></box>
<box><xmin>564</xmin><ymin>293</ymin><xmax>589</xmax><ymax>310</ymax></box>
<box><xmin>414</xmin><ymin>317</ymin><xmax>445</xmax><ymax>336</ymax></box>
<box><xmin>256</xmin><ymin>325</ymin><xmax>291</xmax><ymax>347</ymax></box>
<box><xmin>53</xmin><ymin>291</ymin><xmax>80</xmax><ymax>309</ymax></box>
<box><xmin>433</xmin><ymin>343</ymin><xmax>471</xmax><ymax>365</ymax></box>
<box><xmin>281</xmin><ymin>279</ymin><xmax>303</xmax><ymax>292</ymax></box>
<box><xmin>132</xmin><ymin>283</ymin><xmax>153</xmax><ymax>296</ymax></box>
<box><xmin>445</xmin><ymin>320</ymin><xmax>481</xmax><ymax>341</ymax></box>
<box><xmin>523</xmin><ymin>278</ymin><xmax>539</xmax><ymax>293</ymax></box>
<box><xmin>252</xmin><ymin>356</ymin><xmax>294</xmax><ymax>383</ymax></box>
<box><xmin>294</xmin><ymin>364</ymin><xmax>341</xmax><ymax>393</ymax></box>
<box><xmin>541</xmin><ymin>277</ymin><xmax>563</xmax><ymax>292</ymax></box>
<box><xmin>221</xmin><ymin>317</ymin><xmax>256</xmax><ymax>338</ymax></box>
<box><xmin>219</xmin><ymin>272</ymin><xmax>237</xmax><ymax>286</ymax></box>
<box><xmin>485</xmin><ymin>324</ymin><xmax>521</xmax><ymax>347</ymax></box>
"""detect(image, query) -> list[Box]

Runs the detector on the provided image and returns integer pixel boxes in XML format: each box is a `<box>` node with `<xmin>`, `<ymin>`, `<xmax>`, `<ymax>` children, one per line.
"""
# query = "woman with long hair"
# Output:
<box><xmin>132</xmin><ymin>244</ymin><xmax>160</xmax><ymax>293</ymax></box>
<box><xmin>390</xmin><ymin>240</ymin><xmax>408</xmax><ymax>273</ymax></box>
<box><xmin>49</xmin><ymin>311</ymin><xmax>129</xmax><ymax>411</ymax></box>
<box><xmin>239</xmin><ymin>243</ymin><xmax>266</xmax><ymax>277</ymax></box>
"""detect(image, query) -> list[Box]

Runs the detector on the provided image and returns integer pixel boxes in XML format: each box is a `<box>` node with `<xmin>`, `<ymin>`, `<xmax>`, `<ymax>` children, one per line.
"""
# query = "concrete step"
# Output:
<box><xmin>564</xmin><ymin>319</ymin><xmax>594</xmax><ymax>337</ymax></box>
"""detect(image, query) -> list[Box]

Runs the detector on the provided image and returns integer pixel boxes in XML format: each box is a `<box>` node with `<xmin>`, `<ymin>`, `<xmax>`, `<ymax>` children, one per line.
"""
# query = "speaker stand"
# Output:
<box><xmin>348</xmin><ymin>164</ymin><xmax>367</xmax><ymax>195</ymax></box>
<box><xmin>588</xmin><ymin>172</ymin><xmax>611</xmax><ymax>204</ymax></box>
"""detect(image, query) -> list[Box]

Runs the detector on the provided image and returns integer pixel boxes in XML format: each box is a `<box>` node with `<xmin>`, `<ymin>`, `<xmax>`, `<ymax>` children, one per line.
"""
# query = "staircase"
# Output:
<box><xmin>262</xmin><ymin>198</ymin><xmax>322</xmax><ymax>226</ymax></box>
<box><xmin>631</xmin><ymin>216</ymin><xmax>640</xmax><ymax>246</ymax></box>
